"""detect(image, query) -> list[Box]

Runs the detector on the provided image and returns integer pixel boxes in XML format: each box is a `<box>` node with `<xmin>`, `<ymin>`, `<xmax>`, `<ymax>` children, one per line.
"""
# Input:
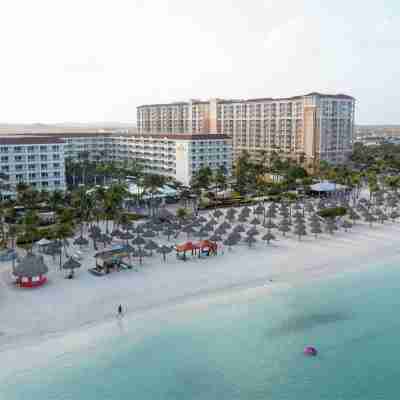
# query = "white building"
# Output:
<box><xmin>5</xmin><ymin>132</ymin><xmax>233</xmax><ymax>188</ymax></box>
<box><xmin>0</xmin><ymin>136</ymin><xmax>66</xmax><ymax>198</ymax></box>
<box><xmin>127</xmin><ymin>134</ymin><xmax>232</xmax><ymax>186</ymax></box>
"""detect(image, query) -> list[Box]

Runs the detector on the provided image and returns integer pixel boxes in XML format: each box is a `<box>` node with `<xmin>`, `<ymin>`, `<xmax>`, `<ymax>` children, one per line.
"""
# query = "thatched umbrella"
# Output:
<box><xmin>89</xmin><ymin>225</ymin><xmax>102</xmax><ymax>236</ymax></box>
<box><xmin>197</xmin><ymin>216</ymin><xmax>208</xmax><ymax>224</ymax></box>
<box><xmin>194</xmin><ymin>229</ymin><xmax>208</xmax><ymax>240</ymax></box>
<box><xmin>310</xmin><ymin>222</ymin><xmax>323</xmax><ymax>238</ymax></box>
<box><xmin>245</xmin><ymin>235</ymin><xmax>257</xmax><ymax>248</ymax></box>
<box><xmin>13</xmin><ymin>253</ymin><xmax>49</xmax><ymax>283</ymax></box>
<box><xmin>62</xmin><ymin>257</ymin><xmax>81</xmax><ymax>278</ymax></box>
<box><xmin>263</xmin><ymin>220</ymin><xmax>276</xmax><ymax>230</ymax></box>
<box><xmin>209</xmin><ymin>234</ymin><xmax>223</xmax><ymax>242</ymax></box>
<box><xmin>226</xmin><ymin>214</ymin><xmax>236</xmax><ymax>223</ymax></box>
<box><xmin>145</xmin><ymin>240</ymin><xmax>159</xmax><ymax>256</ymax></box>
<box><xmin>238</xmin><ymin>215</ymin><xmax>248</xmax><ymax>223</ymax></box>
<box><xmin>220</xmin><ymin>221</ymin><xmax>231</xmax><ymax>230</ymax></box>
<box><xmin>324</xmin><ymin>219</ymin><xmax>337</xmax><ymax>235</ymax></box>
<box><xmin>254</xmin><ymin>204</ymin><xmax>265</xmax><ymax>216</ymax></box>
<box><xmin>157</xmin><ymin>244</ymin><xmax>173</xmax><ymax>262</ymax></box>
<box><xmin>73</xmin><ymin>236</ymin><xmax>89</xmax><ymax>246</ymax></box>
<box><xmin>262</xmin><ymin>231</ymin><xmax>276</xmax><ymax>245</ymax></box>
<box><xmin>111</xmin><ymin>229</ymin><xmax>123</xmax><ymax>237</ymax></box>
<box><xmin>249</xmin><ymin>217</ymin><xmax>261</xmax><ymax>226</ymax></box>
<box><xmin>132</xmin><ymin>247</ymin><xmax>149</xmax><ymax>265</ymax></box>
<box><xmin>226</xmin><ymin>208</ymin><xmax>236</xmax><ymax>219</ymax></box>
<box><xmin>305</xmin><ymin>203</ymin><xmax>315</xmax><ymax>214</ymax></box>
<box><xmin>163</xmin><ymin>227</ymin><xmax>176</xmax><ymax>241</ymax></box>
<box><xmin>265</xmin><ymin>208</ymin><xmax>277</xmax><ymax>219</ymax></box>
<box><xmin>278</xmin><ymin>222</ymin><xmax>291</xmax><ymax>236</ymax></box>
<box><xmin>208</xmin><ymin>218</ymin><xmax>218</xmax><ymax>227</ymax></box>
<box><xmin>364</xmin><ymin>213</ymin><xmax>377</xmax><ymax>227</ymax></box>
<box><xmin>182</xmin><ymin>225</ymin><xmax>195</xmax><ymax>239</ymax></box>
<box><xmin>389</xmin><ymin>210</ymin><xmax>400</xmax><ymax>221</ymax></box>
<box><xmin>119</xmin><ymin>231</ymin><xmax>134</xmax><ymax>241</ymax></box>
<box><xmin>214</xmin><ymin>226</ymin><xmax>227</xmax><ymax>236</ymax></box>
<box><xmin>228</xmin><ymin>232</ymin><xmax>241</xmax><ymax>242</ymax></box>
<box><xmin>213</xmin><ymin>209</ymin><xmax>223</xmax><ymax>219</ymax></box>
<box><xmin>293</xmin><ymin>225</ymin><xmax>307</xmax><ymax>240</ymax></box>
<box><xmin>233</xmin><ymin>224</ymin><xmax>245</xmax><ymax>233</ymax></box>
<box><xmin>142</xmin><ymin>230</ymin><xmax>157</xmax><ymax>239</ymax></box>
<box><xmin>247</xmin><ymin>227</ymin><xmax>260</xmax><ymax>236</ymax></box>
<box><xmin>131</xmin><ymin>235</ymin><xmax>146</xmax><ymax>247</ymax></box>
<box><xmin>223</xmin><ymin>237</ymin><xmax>238</xmax><ymax>250</ymax></box>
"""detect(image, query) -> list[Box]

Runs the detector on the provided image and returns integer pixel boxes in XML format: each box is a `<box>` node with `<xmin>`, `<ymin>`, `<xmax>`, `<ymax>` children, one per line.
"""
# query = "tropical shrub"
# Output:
<box><xmin>318</xmin><ymin>207</ymin><xmax>347</xmax><ymax>219</ymax></box>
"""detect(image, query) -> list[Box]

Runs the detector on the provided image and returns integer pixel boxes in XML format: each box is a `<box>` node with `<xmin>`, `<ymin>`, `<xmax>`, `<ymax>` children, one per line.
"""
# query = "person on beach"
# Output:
<box><xmin>118</xmin><ymin>304</ymin><xmax>123</xmax><ymax>317</ymax></box>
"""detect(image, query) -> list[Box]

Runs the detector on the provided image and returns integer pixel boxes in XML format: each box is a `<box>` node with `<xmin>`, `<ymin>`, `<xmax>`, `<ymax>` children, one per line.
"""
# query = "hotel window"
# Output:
<box><xmin>15</xmin><ymin>165</ymin><xmax>24</xmax><ymax>171</ymax></box>
<box><xmin>53</xmin><ymin>163</ymin><xmax>60</xmax><ymax>169</ymax></box>
<box><xmin>1</xmin><ymin>166</ymin><xmax>9</xmax><ymax>171</ymax></box>
<box><xmin>41</xmin><ymin>172</ymin><xmax>48</xmax><ymax>178</ymax></box>
<box><xmin>42</xmin><ymin>181</ymin><xmax>49</xmax><ymax>187</ymax></box>
<box><xmin>1</xmin><ymin>156</ymin><xmax>8</xmax><ymax>162</ymax></box>
<box><xmin>28</xmin><ymin>155</ymin><xmax>35</xmax><ymax>161</ymax></box>
<box><xmin>14</xmin><ymin>146</ymin><xmax>22</xmax><ymax>152</ymax></box>
<box><xmin>41</xmin><ymin>164</ymin><xmax>48</xmax><ymax>170</ymax></box>
<box><xmin>16</xmin><ymin>174</ymin><xmax>24</xmax><ymax>180</ymax></box>
<box><xmin>40</xmin><ymin>146</ymin><xmax>47</xmax><ymax>152</ymax></box>
<box><xmin>0</xmin><ymin>147</ymin><xmax>8</xmax><ymax>153</ymax></box>
<box><xmin>29</xmin><ymin>173</ymin><xmax>36</xmax><ymax>179</ymax></box>
<box><xmin>29</xmin><ymin>164</ymin><xmax>36</xmax><ymax>170</ymax></box>
<box><xmin>41</xmin><ymin>155</ymin><xmax>47</xmax><ymax>161</ymax></box>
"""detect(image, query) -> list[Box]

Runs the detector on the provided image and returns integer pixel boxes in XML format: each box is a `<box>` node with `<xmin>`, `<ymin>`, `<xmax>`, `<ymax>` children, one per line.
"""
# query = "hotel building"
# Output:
<box><xmin>0</xmin><ymin>136</ymin><xmax>66</xmax><ymax>198</ymax></box>
<box><xmin>127</xmin><ymin>134</ymin><xmax>232</xmax><ymax>186</ymax></box>
<box><xmin>5</xmin><ymin>132</ymin><xmax>232</xmax><ymax>188</ymax></box>
<box><xmin>137</xmin><ymin>93</ymin><xmax>355</xmax><ymax>165</ymax></box>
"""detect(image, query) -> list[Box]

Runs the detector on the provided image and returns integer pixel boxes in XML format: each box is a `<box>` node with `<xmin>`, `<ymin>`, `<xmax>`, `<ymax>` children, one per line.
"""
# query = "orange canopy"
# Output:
<box><xmin>176</xmin><ymin>241</ymin><xmax>197</xmax><ymax>252</ymax></box>
<box><xmin>197</xmin><ymin>240</ymin><xmax>217</xmax><ymax>251</ymax></box>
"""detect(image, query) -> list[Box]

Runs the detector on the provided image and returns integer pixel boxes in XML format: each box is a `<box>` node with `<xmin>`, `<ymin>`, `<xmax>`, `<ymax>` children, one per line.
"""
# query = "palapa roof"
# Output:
<box><xmin>13</xmin><ymin>253</ymin><xmax>49</xmax><ymax>278</ymax></box>
<box><xmin>62</xmin><ymin>257</ymin><xmax>81</xmax><ymax>270</ymax></box>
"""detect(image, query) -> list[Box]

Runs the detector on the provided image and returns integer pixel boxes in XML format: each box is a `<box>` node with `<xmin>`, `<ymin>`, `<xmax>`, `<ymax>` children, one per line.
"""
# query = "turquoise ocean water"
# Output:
<box><xmin>2</xmin><ymin>256</ymin><xmax>400</xmax><ymax>400</ymax></box>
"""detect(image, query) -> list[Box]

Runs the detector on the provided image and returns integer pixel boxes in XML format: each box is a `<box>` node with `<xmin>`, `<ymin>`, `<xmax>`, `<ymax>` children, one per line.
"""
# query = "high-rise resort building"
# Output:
<box><xmin>0</xmin><ymin>136</ymin><xmax>66</xmax><ymax>198</ymax></box>
<box><xmin>137</xmin><ymin>93</ymin><xmax>355</xmax><ymax>166</ymax></box>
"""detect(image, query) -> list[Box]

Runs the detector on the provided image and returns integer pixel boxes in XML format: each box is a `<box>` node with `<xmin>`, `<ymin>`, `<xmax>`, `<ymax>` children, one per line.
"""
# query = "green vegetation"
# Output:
<box><xmin>318</xmin><ymin>207</ymin><xmax>347</xmax><ymax>219</ymax></box>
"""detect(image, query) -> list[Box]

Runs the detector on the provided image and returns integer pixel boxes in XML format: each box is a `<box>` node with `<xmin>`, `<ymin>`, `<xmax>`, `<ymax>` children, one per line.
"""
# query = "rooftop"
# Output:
<box><xmin>0</xmin><ymin>136</ymin><xmax>65</xmax><ymax>145</ymax></box>
<box><xmin>129</xmin><ymin>133</ymin><xmax>231</xmax><ymax>140</ymax></box>
<box><xmin>137</xmin><ymin>93</ymin><xmax>355</xmax><ymax>108</ymax></box>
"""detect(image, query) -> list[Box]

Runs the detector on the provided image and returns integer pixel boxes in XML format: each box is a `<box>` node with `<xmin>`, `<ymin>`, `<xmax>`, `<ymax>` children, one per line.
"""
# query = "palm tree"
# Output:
<box><xmin>55</xmin><ymin>223</ymin><xmax>73</xmax><ymax>270</ymax></box>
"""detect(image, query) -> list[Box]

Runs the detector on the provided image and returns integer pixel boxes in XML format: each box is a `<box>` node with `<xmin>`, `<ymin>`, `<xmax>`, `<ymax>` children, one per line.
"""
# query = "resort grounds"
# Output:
<box><xmin>0</xmin><ymin>189</ymin><xmax>399</xmax><ymax>354</ymax></box>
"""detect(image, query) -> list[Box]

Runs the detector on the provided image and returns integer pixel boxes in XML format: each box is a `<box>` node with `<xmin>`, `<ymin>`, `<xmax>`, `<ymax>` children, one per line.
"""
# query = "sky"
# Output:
<box><xmin>0</xmin><ymin>0</ymin><xmax>399</xmax><ymax>124</ymax></box>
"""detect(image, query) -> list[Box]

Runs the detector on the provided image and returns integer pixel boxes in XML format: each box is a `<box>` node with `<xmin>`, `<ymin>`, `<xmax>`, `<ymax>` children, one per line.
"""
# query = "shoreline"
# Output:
<box><xmin>1</xmin><ymin>219</ymin><xmax>400</xmax><ymax>358</ymax></box>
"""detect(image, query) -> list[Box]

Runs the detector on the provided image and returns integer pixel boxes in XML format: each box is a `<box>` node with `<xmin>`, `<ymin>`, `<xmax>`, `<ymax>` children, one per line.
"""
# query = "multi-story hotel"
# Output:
<box><xmin>4</xmin><ymin>132</ymin><xmax>232</xmax><ymax>188</ymax></box>
<box><xmin>137</xmin><ymin>93</ymin><xmax>355</xmax><ymax>165</ymax></box>
<box><xmin>0</xmin><ymin>136</ymin><xmax>66</xmax><ymax>197</ymax></box>
<box><xmin>127</xmin><ymin>134</ymin><xmax>232</xmax><ymax>186</ymax></box>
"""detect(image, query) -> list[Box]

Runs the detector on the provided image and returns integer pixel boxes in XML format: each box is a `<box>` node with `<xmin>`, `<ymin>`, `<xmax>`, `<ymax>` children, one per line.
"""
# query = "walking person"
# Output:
<box><xmin>117</xmin><ymin>304</ymin><xmax>123</xmax><ymax>317</ymax></box>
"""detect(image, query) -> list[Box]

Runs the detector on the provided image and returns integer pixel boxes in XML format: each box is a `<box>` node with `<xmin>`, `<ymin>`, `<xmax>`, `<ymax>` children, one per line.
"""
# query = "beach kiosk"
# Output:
<box><xmin>90</xmin><ymin>246</ymin><xmax>133</xmax><ymax>275</ymax></box>
<box><xmin>12</xmin><ymin>253</ymin><xmax>49</xmax><ymax>288</ymax></box>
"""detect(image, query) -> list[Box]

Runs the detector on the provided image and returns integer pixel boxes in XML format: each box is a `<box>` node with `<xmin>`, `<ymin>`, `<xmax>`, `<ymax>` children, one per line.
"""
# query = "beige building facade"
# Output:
<box><xmin>138</xmin><ymin>93</ymin><xmax>355</xmax><ymax>166</ymax></box>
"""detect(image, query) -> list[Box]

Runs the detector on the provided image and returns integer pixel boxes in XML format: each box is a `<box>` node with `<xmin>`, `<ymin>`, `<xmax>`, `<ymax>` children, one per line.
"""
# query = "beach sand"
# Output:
<box><xmin>1</xmin><ymin>215</ymin><xmax>399</xmax><ymax>355</ymax></box>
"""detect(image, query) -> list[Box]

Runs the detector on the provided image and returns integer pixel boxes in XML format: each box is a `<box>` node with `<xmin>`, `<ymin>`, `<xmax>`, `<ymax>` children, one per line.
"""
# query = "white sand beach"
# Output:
<box><xmin>1</xmin><ymin>212</ymin><xmax>399</xmax><ymax>354</ymax></box>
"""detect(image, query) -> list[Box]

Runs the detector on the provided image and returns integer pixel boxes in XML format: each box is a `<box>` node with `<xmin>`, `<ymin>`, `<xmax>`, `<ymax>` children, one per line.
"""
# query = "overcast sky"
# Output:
<box><xmin>0</xmin><ymin>0</ymin><xmax>398</xmax><ymax>124</ymax></box>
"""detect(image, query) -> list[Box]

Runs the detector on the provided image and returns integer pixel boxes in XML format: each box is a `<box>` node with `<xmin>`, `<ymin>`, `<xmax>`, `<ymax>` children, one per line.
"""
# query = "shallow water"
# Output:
<box><xmin>2</xmin><ymin>257</ymin><xmax>400</xmax><ymax>399</ymax></box>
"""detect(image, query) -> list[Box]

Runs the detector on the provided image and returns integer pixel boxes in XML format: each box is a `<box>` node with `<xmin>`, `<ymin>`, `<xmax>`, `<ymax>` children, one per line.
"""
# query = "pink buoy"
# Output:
<box><xmin>304</xmin><ymin>346</ymin><xmax>318</xmax><ymax>356</ymax></box>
